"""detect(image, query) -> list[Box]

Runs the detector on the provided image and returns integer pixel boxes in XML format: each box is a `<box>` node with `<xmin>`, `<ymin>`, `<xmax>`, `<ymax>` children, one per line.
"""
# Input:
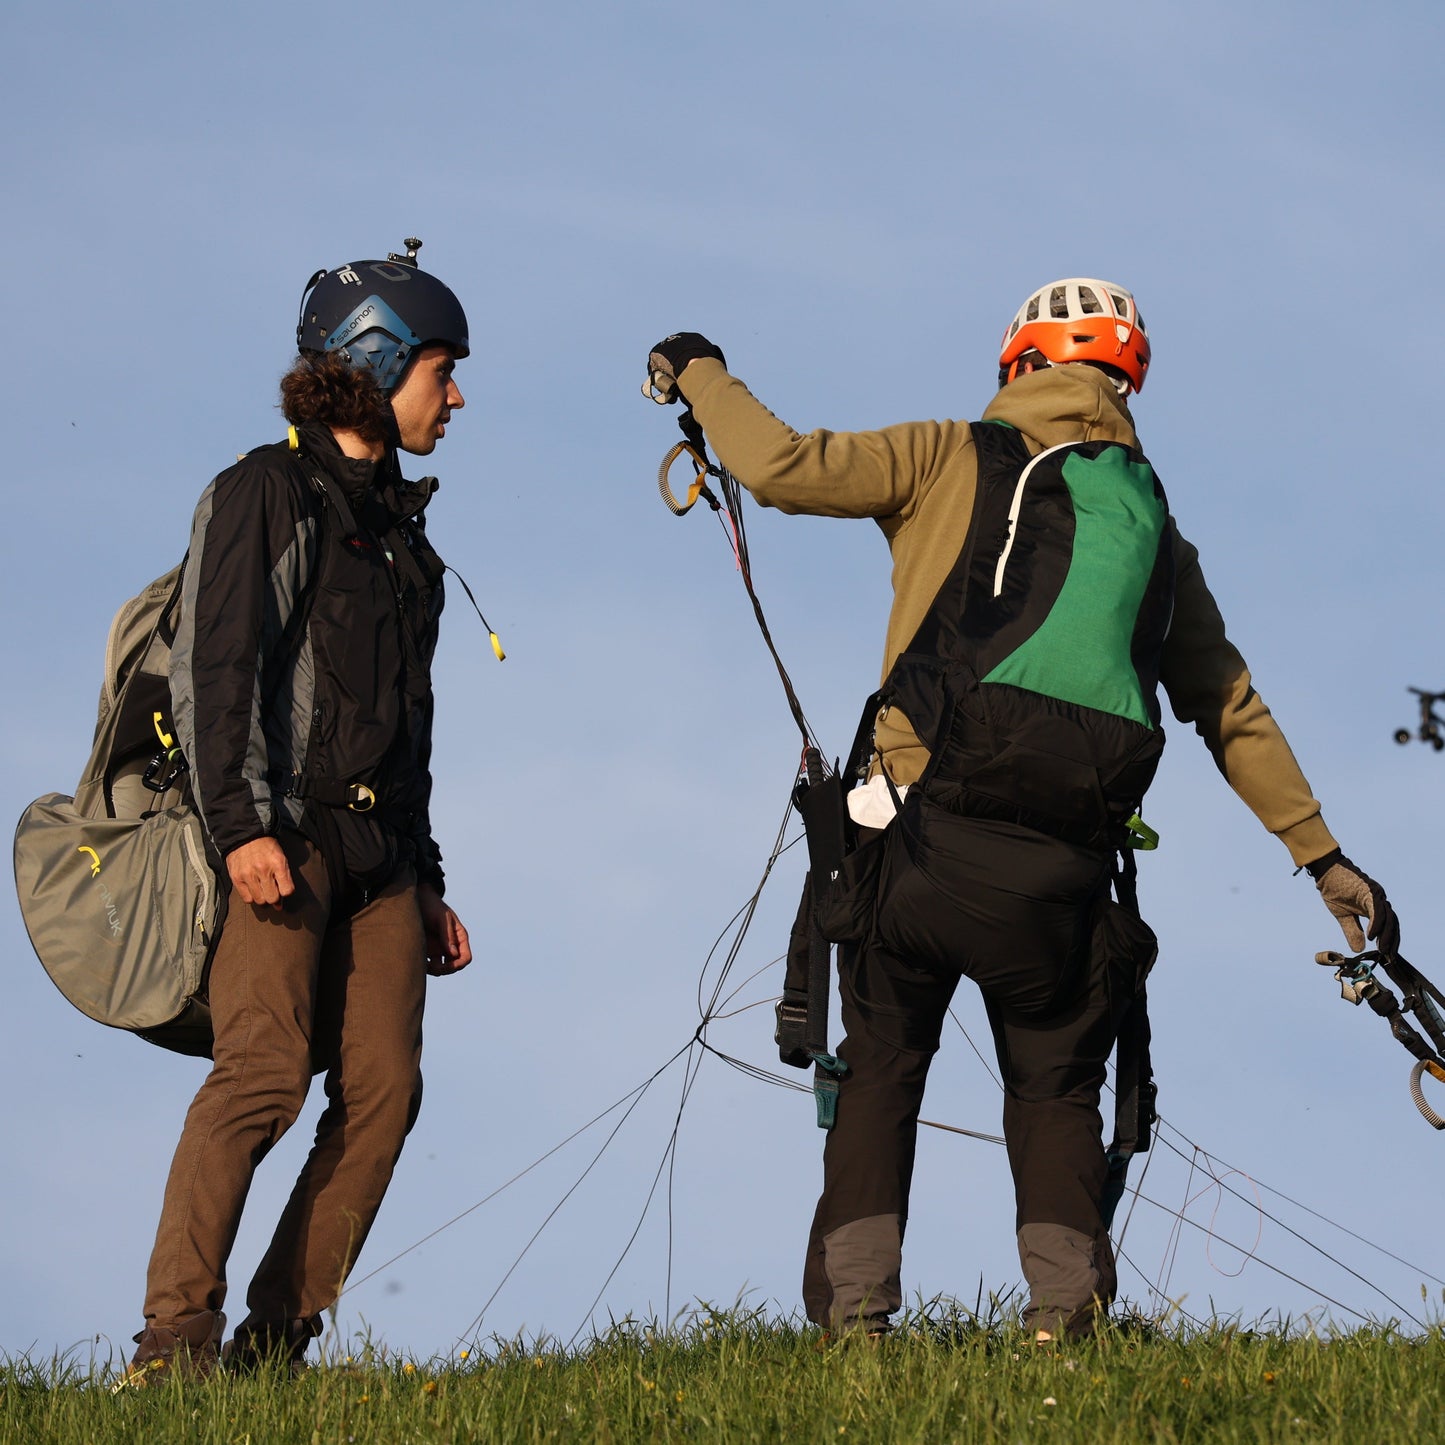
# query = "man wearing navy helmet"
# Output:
<box><xmin>644</xmin><ymin>280</ymin><xmax>1400</xmax><ymax>1343</ymax></box>
<box><xmin>121</xmin><ymin>241</ymin><xmax>474</xmax><ymax>1382</ymax></box>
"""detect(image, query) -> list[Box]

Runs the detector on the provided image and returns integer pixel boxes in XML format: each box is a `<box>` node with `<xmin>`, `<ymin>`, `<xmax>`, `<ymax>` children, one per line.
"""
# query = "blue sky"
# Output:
<box><xmin>4</xmin><ymin>0</ymin><xmax>1444</xmax><ymax>1364</ymax></box>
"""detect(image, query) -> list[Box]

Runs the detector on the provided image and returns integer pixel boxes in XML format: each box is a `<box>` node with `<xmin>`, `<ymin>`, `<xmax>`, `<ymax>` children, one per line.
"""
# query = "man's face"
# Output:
<box><xmin>391</xmin><ymin>343</ymin><xmax>464</xmax><ymax>455</ymax></box>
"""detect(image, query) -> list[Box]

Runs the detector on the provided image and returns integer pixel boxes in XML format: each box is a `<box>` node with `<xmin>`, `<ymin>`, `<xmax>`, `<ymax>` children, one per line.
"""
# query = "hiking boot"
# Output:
<box><xmin>222</xmin><ymin>1315</ymin><xmax>322</xmax><ymax>1376</ymax></box>
<box><xmin>817</xmin><ymin>1317</ymin><xmax>891</xmax><ymax>1350</ymax></box>
<box><xmin>112</xmin><ymin>1309</ymin><xmax>225</xmax><ymax>1391</ymax></box>
<box><xmin>1026</xmin><ymin>1302</ymin><xmax>1100</xmax><ymax>1346</ymax></box>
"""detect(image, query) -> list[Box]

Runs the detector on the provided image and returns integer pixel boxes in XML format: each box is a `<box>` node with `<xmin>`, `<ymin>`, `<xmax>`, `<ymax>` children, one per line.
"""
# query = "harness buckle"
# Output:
<box><xmin>774</xmin><ymin>994</ymin><xmax>810</xmax><ymax>1070</ymax></box>
<box><xmin>347</xmin><ymin>783</ymin><xmax>376</xmax><ymax>813</ymax></box>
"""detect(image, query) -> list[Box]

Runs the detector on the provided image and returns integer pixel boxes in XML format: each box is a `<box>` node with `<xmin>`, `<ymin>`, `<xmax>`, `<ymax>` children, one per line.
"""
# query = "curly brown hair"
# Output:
<box><xmin>279</xmin><ymin>351</ymin><xmax>390</xmax><ymax>443</ymax></box>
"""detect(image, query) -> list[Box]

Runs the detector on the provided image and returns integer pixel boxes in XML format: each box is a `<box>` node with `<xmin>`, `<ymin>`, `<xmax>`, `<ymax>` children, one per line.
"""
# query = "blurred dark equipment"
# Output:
<box><xmin>1393</xmin><ymin>687</ymin><xmax>1445</xmax><ymax>751</ymax></box>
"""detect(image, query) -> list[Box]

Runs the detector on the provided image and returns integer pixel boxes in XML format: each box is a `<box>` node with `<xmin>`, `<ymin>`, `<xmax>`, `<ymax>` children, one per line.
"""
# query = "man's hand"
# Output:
<box><xmin>418</xmin><ymin>883</ymin><xmax>472</xmax><ymax>976</ymax></box>
<box><xmin>1306</xmin><ymin>849</ymin><xmax>1401</xmax><ymax>954</ymax></box>
<box><xmin>226</xmin><ymin>837</ymin><xmax>295</xmax><ymax>908</ymax></box>
<box><xmin>643</xmin><ymin>332</ymin><xmax>726</xmax><ymax>405</ymax></box>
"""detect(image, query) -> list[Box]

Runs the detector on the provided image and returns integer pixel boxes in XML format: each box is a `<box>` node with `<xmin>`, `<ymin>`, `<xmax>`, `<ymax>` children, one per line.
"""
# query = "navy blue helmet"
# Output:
<box><xmin>297</xmin><ymin>239</ymin><xmax>469</xmax><ymax>392</ymax></box>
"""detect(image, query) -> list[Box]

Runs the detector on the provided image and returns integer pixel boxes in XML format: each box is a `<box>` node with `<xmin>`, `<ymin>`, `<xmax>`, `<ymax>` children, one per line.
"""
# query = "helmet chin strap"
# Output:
<box><xmin>381</xmin><ymin>344</ymin><xmax>417</xmax><ymax>452</ymax></box>
<box><xmin>381</xmin><ymin>398</ymin><xmax>403</xmax><ymax>452</ymax></box>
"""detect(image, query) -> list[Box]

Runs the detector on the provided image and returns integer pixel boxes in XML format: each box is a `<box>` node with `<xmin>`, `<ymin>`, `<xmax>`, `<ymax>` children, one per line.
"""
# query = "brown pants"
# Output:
<box><xmin>142</xmin><ymin>833</ymin><xmax>426</xmax><ymax>1331</ymax></box>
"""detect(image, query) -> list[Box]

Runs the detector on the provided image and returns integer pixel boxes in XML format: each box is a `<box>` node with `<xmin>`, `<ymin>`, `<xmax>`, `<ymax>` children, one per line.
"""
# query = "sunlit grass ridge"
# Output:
<box><xmin>5</xmin><ymin>1302</ymin><xmax>1445</xmax><ymax>1444</ymax></box>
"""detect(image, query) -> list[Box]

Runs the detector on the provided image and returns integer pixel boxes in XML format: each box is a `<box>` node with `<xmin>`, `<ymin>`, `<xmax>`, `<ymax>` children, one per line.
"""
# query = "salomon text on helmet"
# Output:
<box><xmin>296</xmin><ymin>239</ymin><xmax>469</xmax><ymax>393</ymax></box>
<box><xmin>999</xmin><ymin>278</ymin><xmax>1150</xmax><ymax>394</ymax></box>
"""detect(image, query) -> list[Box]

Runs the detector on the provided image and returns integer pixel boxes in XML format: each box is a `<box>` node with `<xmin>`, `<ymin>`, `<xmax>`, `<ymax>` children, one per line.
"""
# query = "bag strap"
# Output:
<box><xmin>1100</xmin><ymin>850</ymin><xmax>1159</xmax><ymax>1229</ymax></box>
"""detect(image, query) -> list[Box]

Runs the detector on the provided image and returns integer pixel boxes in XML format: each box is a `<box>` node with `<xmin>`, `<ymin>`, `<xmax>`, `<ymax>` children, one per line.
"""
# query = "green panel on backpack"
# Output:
<box><xmin>982</xmin><ymin>448</ymin><xmax>1165</xmax><ymax>727</ymax></box>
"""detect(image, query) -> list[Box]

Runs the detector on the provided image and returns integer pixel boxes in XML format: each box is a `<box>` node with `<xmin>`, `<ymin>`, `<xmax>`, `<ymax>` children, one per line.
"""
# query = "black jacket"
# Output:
<box><xmin>170</xmin><ymin>422</ymin><xmax>446</xmax><ymax>895</ymax></box>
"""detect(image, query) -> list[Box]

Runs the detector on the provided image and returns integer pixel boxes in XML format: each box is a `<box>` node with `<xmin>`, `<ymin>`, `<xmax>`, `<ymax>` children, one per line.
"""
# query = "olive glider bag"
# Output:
<box><xmin>13</xmin><ymin>564</ymin><xmax>221</xmax><ymax>1057</ymax></box>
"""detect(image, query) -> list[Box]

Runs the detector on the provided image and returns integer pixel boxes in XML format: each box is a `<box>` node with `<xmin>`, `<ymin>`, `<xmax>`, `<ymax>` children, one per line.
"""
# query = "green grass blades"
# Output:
<box><xmin>5</xmin><ymin>1305</ymin><xmax>1445</xmax><ymax>1443</ymax></box>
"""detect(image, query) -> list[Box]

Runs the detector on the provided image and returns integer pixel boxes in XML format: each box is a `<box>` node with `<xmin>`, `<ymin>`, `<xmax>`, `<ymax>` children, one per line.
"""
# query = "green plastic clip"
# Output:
<box><xmin>1125</xmin><ymin>813</ymin><xmax>1159</xmax><ymax>851</ymax></box>
<box><xmin>812</xmin><ymin>1053</ymin><xmax>848</xmax><ymax>1130</ymax></box>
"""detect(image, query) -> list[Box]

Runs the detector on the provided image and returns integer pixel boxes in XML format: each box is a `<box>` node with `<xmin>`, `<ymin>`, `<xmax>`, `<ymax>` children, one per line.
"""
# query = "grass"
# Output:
<box><xmin>5</xmin><ymin>1304</ymin><xmax>1444</xmax><ymax>1444</ymax></box>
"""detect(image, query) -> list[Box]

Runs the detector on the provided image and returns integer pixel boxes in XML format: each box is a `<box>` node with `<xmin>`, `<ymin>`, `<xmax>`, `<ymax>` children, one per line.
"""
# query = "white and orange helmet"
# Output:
<box><xmin>998</xmin><ymin>278</ymin><xmax>1150</xmax><ymax>394</ymax></box>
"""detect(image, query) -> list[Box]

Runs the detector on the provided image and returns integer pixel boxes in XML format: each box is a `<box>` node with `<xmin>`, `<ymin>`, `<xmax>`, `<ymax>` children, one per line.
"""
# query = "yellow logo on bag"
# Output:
<box><xmin>77</xmin><ymin>845</ymin><xmax>101</xmax><ymax>877</ymax></box>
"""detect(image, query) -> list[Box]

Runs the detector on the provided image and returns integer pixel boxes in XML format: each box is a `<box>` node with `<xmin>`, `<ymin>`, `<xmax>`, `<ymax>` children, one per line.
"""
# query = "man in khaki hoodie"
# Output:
<box><xmin>645</xmin><ymin>279</ymin><xmax>1399</xmax><ymax>1340</ymax></box>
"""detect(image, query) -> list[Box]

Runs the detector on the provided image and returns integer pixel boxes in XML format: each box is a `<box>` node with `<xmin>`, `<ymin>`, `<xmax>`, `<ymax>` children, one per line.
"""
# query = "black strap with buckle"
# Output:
<box><xmin>270</xmin><ymin>770</ymin><xmax>416</xmax><ymax>831</ymax></box>
<box><xmin>274</xmin><ymin>770</ymin><xmax>378</xmax><ymax>811</ymax></box>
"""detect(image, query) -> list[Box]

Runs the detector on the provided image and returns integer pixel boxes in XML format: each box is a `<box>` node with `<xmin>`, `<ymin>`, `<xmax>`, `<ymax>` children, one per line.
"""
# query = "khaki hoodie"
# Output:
<box><xmin>680</xmin><ymin>357</ymin><xmax>1335</xmax><ymax>866</ymax></box>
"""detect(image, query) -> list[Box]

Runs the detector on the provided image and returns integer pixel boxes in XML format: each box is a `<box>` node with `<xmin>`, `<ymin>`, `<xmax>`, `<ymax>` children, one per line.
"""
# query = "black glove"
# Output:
<box><xmin>1305</xmin><ymin>849</ymin><xmax>1401</xmax><ymax>955</ymax></box>
<box><xmin>643</xmin><ymin>332</ymin><xmax>726</xmax><ymax>405</ymax></box>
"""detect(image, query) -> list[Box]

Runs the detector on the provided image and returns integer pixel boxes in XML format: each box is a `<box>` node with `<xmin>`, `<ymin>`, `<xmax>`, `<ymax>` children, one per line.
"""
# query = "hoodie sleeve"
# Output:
<box><xmin>170</xmin><ymin>452</ymin><xmax>317</xmax><ymax>860</ymax></box>
<box><xmin>1161</xmin><ymin>526</ymin><xmax>1337</xmax><ymax>866</ymax></box>
<box><xmin>679</xmin><ymin>358</ymin><xmax>960</xmax><ymax>520</ymax></box>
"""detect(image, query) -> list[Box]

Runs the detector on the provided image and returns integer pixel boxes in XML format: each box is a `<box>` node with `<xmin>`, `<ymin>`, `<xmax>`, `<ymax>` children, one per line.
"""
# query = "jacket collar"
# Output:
<box><xmin>297</xmin><ymin>421</ymin><xmax>385</xmax><ymax>503</ymax></box>
<box><xmin>297</xmin><ymin>422</ymin><xmax>437</xmax><ymax>524</ymax></box>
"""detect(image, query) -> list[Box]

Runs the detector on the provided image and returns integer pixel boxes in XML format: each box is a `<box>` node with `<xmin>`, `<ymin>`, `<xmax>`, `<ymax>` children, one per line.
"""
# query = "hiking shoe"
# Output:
<box><xmin>817</xmin><ymin>1318</ymin><xmax>891</xmax><ymax>1350</ymax></box>
<box><xmin>111</xmin><ymin>1310</ymin><xmax>225</xmax><ymax>1391</ymax></box>
<box><xmin>1029</xmin><ymin>1316</ymin><xmax>1099</xmax><ymax>1348</ymax></box>
<box><xmin>222</xmin><ymin>1315</ymin><xmax>321</xmax><ymax>1376</ymax></box>
<box><xmin>1025</xmin><ymin>1299</ymin><xmax>1101</xmax><ymax>1345</ymax></box>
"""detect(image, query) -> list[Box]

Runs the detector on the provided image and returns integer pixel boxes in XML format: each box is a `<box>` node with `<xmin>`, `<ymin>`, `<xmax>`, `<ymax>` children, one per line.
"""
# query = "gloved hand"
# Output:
<box><xmin>1305</xmin><ymin>849</ymin><xmax>1401</xmax><ymax>955</ymax></box>
<box><xmin>643</xmin><ymin>332</ymin><xmax>726</xmax><ymax>405</ymax></box>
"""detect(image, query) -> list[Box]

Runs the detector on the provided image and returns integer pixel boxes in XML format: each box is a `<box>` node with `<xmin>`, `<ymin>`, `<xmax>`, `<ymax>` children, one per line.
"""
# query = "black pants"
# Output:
<box><xmin>801</xmin><ymin>796</ymin><xmax>1141</xmax><ymax>1335</ymax></box>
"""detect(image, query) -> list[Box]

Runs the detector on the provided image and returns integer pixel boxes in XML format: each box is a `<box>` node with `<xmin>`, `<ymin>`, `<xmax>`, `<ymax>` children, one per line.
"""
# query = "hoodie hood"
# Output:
<box><xmin>979</xmin><ymin>363</ymin><xmax>1139</xmax><ymax>454</ymax></box>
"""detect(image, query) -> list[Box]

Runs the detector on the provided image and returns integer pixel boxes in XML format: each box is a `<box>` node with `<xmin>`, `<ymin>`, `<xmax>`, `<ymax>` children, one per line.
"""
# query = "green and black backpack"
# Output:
<box><xmin>886</xmin><ymin>419</ymin><xmax>1175</xmax><ymax>849</ymax></box>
